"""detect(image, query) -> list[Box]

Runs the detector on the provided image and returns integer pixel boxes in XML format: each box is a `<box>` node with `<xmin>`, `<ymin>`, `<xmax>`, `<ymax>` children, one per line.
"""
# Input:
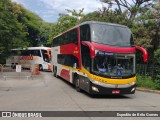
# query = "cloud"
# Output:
<box><xmin>12</xmin><ymin>0</ymin><xmax>103</xmax><ymax>23</ymax></box>
<box><xmin>40</xmin><ymin>0</ymin><xmax>103</xmax><ymax>13</ymax></box>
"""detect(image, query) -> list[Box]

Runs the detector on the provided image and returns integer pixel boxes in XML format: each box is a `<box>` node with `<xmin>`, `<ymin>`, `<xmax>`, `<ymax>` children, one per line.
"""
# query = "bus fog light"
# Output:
<box><xmin>129</xmin><ymin>82</ymin><xmax>135</xmax><ymax>85</ymax></box>
<box><xmin>131</xmin><ymin>87</ymin><xmax>135</xmax><ymax>92</ymax></box>
<box><xmin>92</xmin><ymin>86</ymin><xmax>99</xmax><ymax>92</ymax></box>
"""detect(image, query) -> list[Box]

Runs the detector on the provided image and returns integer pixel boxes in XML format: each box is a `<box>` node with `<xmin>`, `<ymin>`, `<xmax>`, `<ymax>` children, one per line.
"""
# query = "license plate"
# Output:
<box><xmin>112</xmin><ymin>90</ymin><xmax>120</xmax><ymax>94</ymax></box>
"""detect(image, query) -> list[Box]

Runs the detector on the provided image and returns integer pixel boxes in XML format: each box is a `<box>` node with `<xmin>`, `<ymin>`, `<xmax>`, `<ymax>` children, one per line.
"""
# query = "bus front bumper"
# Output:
<box><xmin>89</xmin><ymin>81</ymin><xmax>136</xmax><ymax>95</ymax></box>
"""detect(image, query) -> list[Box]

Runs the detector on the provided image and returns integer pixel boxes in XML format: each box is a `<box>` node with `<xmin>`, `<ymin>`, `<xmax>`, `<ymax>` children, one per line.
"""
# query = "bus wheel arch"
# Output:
<box><xmin>73</xmin><ymin>73</ymin><xmax>81</xmax><ymax>92</ymax></box>
<box><xmin>39</xmin><ymin>64</ymin><xmax>43</xmax><ymax>71</ymax></box>
<box><xmin>54</xmin><ymin>66</ymin><xmax>57</xmax><ymax>77</ymax></box>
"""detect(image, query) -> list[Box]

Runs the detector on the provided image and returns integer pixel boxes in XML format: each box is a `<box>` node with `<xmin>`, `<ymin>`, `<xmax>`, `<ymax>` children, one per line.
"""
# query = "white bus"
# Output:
<box><xmin>6</xmin><ymin>47</ymin><xmax>51</xmax><ymax>71</ymax></box>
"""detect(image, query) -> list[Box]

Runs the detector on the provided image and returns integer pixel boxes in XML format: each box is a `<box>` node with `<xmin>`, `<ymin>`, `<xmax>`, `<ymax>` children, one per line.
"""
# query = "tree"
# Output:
<box><xmin>0</xmin><ymin>0</ymin><xmax>53</xmax><ymax>63</ymax></box>
<box><xmin>38</xmin><ymin>22</ymin><xmax>53</xmax><ymax>46</ymax></box>
<box><xmin>0</xmin><ymin>0</ymin><xmax>28</xmax><ymax>63</ymax></box>
<box><xmin>48</xmin><ymin>9</ymin><xmax>84</xmax><ymax>44</ymax></box>
<box><xmin>100</xmin><ymin>0</ymin><xmax>153</xmax><ymax>20</ymax></box>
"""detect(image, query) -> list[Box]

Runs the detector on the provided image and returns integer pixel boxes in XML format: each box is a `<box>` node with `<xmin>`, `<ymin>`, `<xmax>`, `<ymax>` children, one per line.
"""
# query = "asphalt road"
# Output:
<box><xmin>0</xmin><ymin>72</ymin><xmax>160</xmax><ymax>120</ymax></box>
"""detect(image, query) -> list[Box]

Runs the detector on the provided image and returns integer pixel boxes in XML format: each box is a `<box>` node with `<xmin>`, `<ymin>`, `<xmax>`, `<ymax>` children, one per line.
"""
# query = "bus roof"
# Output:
<box><xmin>12</xmin><ymin>47</ymin><xmax>51</xmax><ymax>51</ymax></box>
<box><xmin>78</xmin><ymin>21</ymin><xmax>128</xmax><ymax>28</ymax></box>
<box><xmin>52</xmin><ymin>21</ymin><xmax>128</xmax><ymax>39</ymax></box>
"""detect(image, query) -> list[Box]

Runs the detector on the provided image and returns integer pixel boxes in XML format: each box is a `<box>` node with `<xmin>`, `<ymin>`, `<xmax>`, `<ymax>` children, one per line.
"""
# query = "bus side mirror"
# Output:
<box><xmin>135</xmin><ymin>46</ymin><xmax>148</xmax><ymax>62</ymax></box>
<box><xmin>81</xmin><ymin>41</ymin><xmax>95</xmax><ymax>58</ymax></box>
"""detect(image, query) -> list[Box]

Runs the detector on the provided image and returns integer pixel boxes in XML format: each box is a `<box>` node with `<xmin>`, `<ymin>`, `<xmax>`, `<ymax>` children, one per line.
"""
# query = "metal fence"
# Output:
<box><xmin>136</xmin><ymin>64</ymin><xmax>160</xmax><ymax>78</ymax></box>
<box><xmin>0</xmin><ymin>64</ymin><xmax>34</xmax><ymax>80</ymax></box>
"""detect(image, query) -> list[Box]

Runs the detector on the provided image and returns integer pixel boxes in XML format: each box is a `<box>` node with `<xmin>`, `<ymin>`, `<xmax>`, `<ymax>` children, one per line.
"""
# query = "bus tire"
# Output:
<box><xmin>54</xmin><ymin>67</ymin><xmax>57</xmax><ymax>77</ymax></box>
<box><xmin>39</xmin><ymin>64</ymin><xmax>43</xmax><ymax>71</ymax></box>
<box><xmin>75</xmin><ymin>76</ymin><xmax>81</xmax><ymax>92</ymax></box>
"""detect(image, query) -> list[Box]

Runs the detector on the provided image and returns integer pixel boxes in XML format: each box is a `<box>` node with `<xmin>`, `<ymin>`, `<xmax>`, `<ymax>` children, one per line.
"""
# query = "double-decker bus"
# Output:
<box><xmin>6</xmin><ymin>47</ymin><xmax>51</xmax><ymax>71</ymax></box>
<box><xmin>51</xmin><ymin>21</ymin><xmax>148</xmax><ymax>95</ymax></box>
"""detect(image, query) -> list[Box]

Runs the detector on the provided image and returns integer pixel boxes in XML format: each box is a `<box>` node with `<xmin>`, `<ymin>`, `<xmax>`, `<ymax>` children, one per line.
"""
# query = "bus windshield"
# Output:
<box><xmin>92</xmin><ymin>50</ymin><xmax>135</xmax><ymax>78</ymax></box>
<box><xmin>91</xmin><ymin>24</ymin><xmax>134</xmax><ymax>47</ymax></box>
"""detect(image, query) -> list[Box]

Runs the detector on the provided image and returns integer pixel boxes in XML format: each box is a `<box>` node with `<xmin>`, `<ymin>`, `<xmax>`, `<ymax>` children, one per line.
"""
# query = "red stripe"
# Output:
<box><xmin>135</xmin><ymin>46</ymin><xmax>148</xmax><ymax>62</ymax></box>
<box><xmin>60</xmin><ymin>69</ymin><xmax>70</xmax><ymax>81</ymax></box>
<box><xmin>60</xmin><ymin>43</ymin><xmax>79</xmax><ymax>58</ymax></box>
<box><xmin>82</xmin><ymin>41</ymin><xmax>136</xmax><ymax>56</ymax></box>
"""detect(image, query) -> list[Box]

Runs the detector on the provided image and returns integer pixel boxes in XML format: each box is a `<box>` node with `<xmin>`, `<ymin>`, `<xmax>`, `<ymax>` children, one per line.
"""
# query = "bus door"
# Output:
<box><xmin>41</xmin><ymin>50</ymin><xmax>51</xmax><ymax>70</ymax></box>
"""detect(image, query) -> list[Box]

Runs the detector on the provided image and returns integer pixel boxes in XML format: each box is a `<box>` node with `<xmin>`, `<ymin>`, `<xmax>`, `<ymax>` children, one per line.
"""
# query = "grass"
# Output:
<box><xmin>136</xmin><ymin>75</ymin><xmax>160</xmax><ymax>90</ymax></box>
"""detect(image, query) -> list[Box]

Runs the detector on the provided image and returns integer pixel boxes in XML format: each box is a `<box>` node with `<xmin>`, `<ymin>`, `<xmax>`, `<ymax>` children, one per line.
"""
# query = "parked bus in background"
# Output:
<box><xmin>6</xmin><ymin>47</ymin><xmax>51</xmax><ymax>71</ymax></box>
<box><xmin>51</xmin><ymin>21</ymin><xmax>148</xmax><ymax>95</ymax></box>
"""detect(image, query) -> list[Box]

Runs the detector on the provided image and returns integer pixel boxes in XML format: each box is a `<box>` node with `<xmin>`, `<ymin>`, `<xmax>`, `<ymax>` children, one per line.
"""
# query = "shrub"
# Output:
<box><xmin>136</xmin><ymin>75</ymin><xmax>155</xmax><ymax>89</ymax></box>
<box><xmin>154</xmin><ymin>75</ymin><xmax>160</xmax><ymax>90</ymax></box>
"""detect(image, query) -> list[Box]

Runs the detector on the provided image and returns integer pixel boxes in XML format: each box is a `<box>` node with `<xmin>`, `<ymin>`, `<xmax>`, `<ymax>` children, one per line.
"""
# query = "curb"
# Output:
<box><xmin>136</xmin><ymin>87</ymin><xmax>160</xmax><ymax>94</ymax></box>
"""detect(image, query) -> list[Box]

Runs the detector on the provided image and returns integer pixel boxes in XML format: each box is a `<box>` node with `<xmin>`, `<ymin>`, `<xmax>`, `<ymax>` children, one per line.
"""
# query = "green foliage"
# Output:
<box><xmin>98</xmin><ymin>0</ymin><xmax>160</xmax><ymax>64</ymax></box>
<box><xmin>0</xmin><ymin>0</ymin><xmax>53</xmax><ymax>63</ymax></box>
<box><xmin>136</xmin><ymin>75</ymin><xmax>155</xmax><ymax>89</ymax></box>
<box><xmin>1</xmin><ymin>0</ymin><xmax>160</xmax><ymax>67</ymax></box>
<box><xmin>154</xmin><ymin>75</ymin><xmax>160</xmax><ymax>90</ymax></box>
<box><xmin>137</xmin><ymin>75</ymin><xmax>160</xmax><ymax>90</ymax></box>
<box><xmin>0</xmin><ymin>0</ymin><xmax>29</xmax><ymax>63</ymax></box>
<box><xmin>48</xmin><ymin>9</ymin><xmax>84</xmax><ymax>44</ymax></box>
<box><xmin>154</xmin><ymin>49</ymin><xmax>160</xmax><ymax>64</ymax></box>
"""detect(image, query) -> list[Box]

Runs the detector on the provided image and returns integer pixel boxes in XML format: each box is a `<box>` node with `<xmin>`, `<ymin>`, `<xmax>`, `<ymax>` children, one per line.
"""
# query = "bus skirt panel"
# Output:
<box><xmin>89</xmin><ymin>81</ymin><xmax>136</xmax><ymax>95</ymax></box>
<box><xmin>78</xmin><ymin>75</ymin><xmax>136</xmax><ymax>95</ymax></box>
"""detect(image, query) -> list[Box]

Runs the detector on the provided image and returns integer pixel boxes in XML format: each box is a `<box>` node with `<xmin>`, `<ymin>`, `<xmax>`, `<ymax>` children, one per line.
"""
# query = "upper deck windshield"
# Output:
<box><xmin>90</xmin><ymin>23</ymin><xmax>134</xmax><ymax>47</ymax></box>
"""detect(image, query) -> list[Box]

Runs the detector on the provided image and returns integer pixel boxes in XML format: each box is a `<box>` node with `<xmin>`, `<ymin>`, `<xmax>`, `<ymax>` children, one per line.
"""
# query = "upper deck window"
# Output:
<box><xmin>52</xmin><ymin>28</ymin><xmax>78</xmax><ymax>47</ymax></box>
<box><xmin>91</xmin><ymin>24</ymin><xmax>134</xmax><ymax>47</ymax></box>
<box><xmin>80</xmin><ymin>25</ymin><xmax>91</xmax><ymax>41</ymax></box>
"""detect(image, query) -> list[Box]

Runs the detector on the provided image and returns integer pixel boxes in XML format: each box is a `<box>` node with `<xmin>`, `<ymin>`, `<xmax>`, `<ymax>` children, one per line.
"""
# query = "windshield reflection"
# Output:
<box><xmin>92</xmin><ymin>51</ymin><xmax>135</xmax><ymax>77</ymax></box>
<box><xmin>91</xmin><ymin>24</ymin><xmax>134</xmax><ymax>47</ymax></box>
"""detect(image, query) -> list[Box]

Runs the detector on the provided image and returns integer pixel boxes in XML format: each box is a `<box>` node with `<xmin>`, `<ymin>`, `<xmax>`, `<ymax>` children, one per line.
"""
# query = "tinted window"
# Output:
<box><xmin>32</xmin><ymin>50</ymin><xmax>41</xmax><ymax>57</ymax></box>
<box><xmin>52</xmin><ymin>28</ymin><xmax>78</xmax><ymax>47</ymax></box>
<box><xmin>80</xmin><ymin>25</ymin><xmax>90</xmax><ymax>41</ymax></box>
<box><xmin>58</xmin><ymin>54</ymin><xmax>79</xmax><ymax>68</ymax></box>
<box><xmin>20</xmin><ymin>50</ymin><xmax>41</xmax><ymax>57</ymax></box>
<box><xmin>91</xmin><ymin>24</ymin><xmax>134</xmax><ymax>47</ymax></box>
<box><xmin>52</xmin><ymin>38</ymin><xmax>58</xmax><ymax>47</ymax></box>
<box><xmin>20</xmin><ymin>50</ymin><xmax>29</xmax><ymax>56</ymax></box>
<box><xmin>70</xmin><ymin>29</ymin><xmax>78</xmax><ymax>44</ymax></box>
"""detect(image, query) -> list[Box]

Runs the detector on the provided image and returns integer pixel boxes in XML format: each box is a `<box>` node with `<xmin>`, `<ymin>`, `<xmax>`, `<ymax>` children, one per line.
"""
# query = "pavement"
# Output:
<box><xmin>136</xmin><ymin>87</ymin><xmax>160</xmax><ymax>94</ymax></box>
<box><xmin>1</xmin><ymin>70</ymin><xmax>160</xmax><ymax>94</ymax></box>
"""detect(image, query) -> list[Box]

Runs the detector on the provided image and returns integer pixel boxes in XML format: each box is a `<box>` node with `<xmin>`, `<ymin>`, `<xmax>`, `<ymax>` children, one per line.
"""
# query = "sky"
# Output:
<box><xmin>11</xmin><ymin>0</ymin><xmax>104</xmax><ymax>23</ymax></box>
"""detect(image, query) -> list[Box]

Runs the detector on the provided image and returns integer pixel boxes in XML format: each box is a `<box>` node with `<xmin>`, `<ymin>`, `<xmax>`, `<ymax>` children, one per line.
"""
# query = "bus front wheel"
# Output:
<box><xmin>75</xmin><ymin>76</ymin><xmax>81</xmax><ymax>92</ymax></box>
<box><xmin>54</xmin><ymin>67</ymin><xmax>57</xmax><ymax>77</ymax></box>
<box><xmin>39</xmin><ymin>64</ymin><xmax>43</xmax><ymax>71</ymax></box>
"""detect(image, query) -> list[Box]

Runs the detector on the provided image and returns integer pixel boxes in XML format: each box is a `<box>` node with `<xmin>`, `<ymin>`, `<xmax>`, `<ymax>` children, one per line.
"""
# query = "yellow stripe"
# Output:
<box><xmin>80</xmin><ymin>68</ymin><xmax>136</xmax><ymax>85</ymax></box>
<box><xmin>60</xmin><ymin>65</ymin><xmax>136</xmax><ymax>85</ymax></box>
<box><xmin>61</xmin><ymin>65</ymin><xmax>79</xmax><ymax>71</ymax></box>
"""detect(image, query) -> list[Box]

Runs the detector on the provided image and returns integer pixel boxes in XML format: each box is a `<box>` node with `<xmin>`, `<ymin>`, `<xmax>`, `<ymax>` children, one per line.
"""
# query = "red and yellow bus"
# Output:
<box><xmin>51</xmin><ymin>21</ymin><xmax>148</xmax><ymax>95</ymax></box>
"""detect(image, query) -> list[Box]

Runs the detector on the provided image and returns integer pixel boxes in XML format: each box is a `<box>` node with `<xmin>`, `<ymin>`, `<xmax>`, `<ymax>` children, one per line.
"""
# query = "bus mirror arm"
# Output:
<box><xmin>82</xmin><ymin>41</ymin><xmax>95</xmax><ymax>58</ymax></box>
<box><xmin>135</xmin><ymin>46</ymin><xmax>148</xmax><ymax>63</ymax></box>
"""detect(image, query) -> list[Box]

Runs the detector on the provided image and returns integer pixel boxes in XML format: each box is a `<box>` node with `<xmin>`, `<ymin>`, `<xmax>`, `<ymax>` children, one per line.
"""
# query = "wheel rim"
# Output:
<box><xmin>76</xmin><ymin>79</ymin><xmax>79</xmax><ymax>87</ymax></box>
<box><xmin>39</xmin><ymin>65</ymin><xmax>43</xmax><ymax>71</ymax></box>
<box><xmin>54</xmin><ymin>69</ymin><xmax>57</xmax><ymax>77</ymax></box>
<box><xmin>76</xmin><ymin>78</ymin><xmax>81</xmax><ymax>92</ymax></box>
<box><xmin>54</xmin><ymin>70</ymin><xmax>56</xmax><ymax>75</ymax></box>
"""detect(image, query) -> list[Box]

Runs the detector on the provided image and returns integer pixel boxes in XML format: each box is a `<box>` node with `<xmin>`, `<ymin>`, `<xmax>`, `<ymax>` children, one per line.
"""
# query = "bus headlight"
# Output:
<box><xmin>129</xmin><ymin>82</ymin><xmax>136</xmax><ymax>85</ymax></box>
<box><xmin>92</xmin><ymin>86</ymin><xmax>99</xmax><ymax>92</ymax></box>
<box><xmin>131</xmin><ymin>87</ymin><xmax>135</xmax><ymax>92</ymax></box>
